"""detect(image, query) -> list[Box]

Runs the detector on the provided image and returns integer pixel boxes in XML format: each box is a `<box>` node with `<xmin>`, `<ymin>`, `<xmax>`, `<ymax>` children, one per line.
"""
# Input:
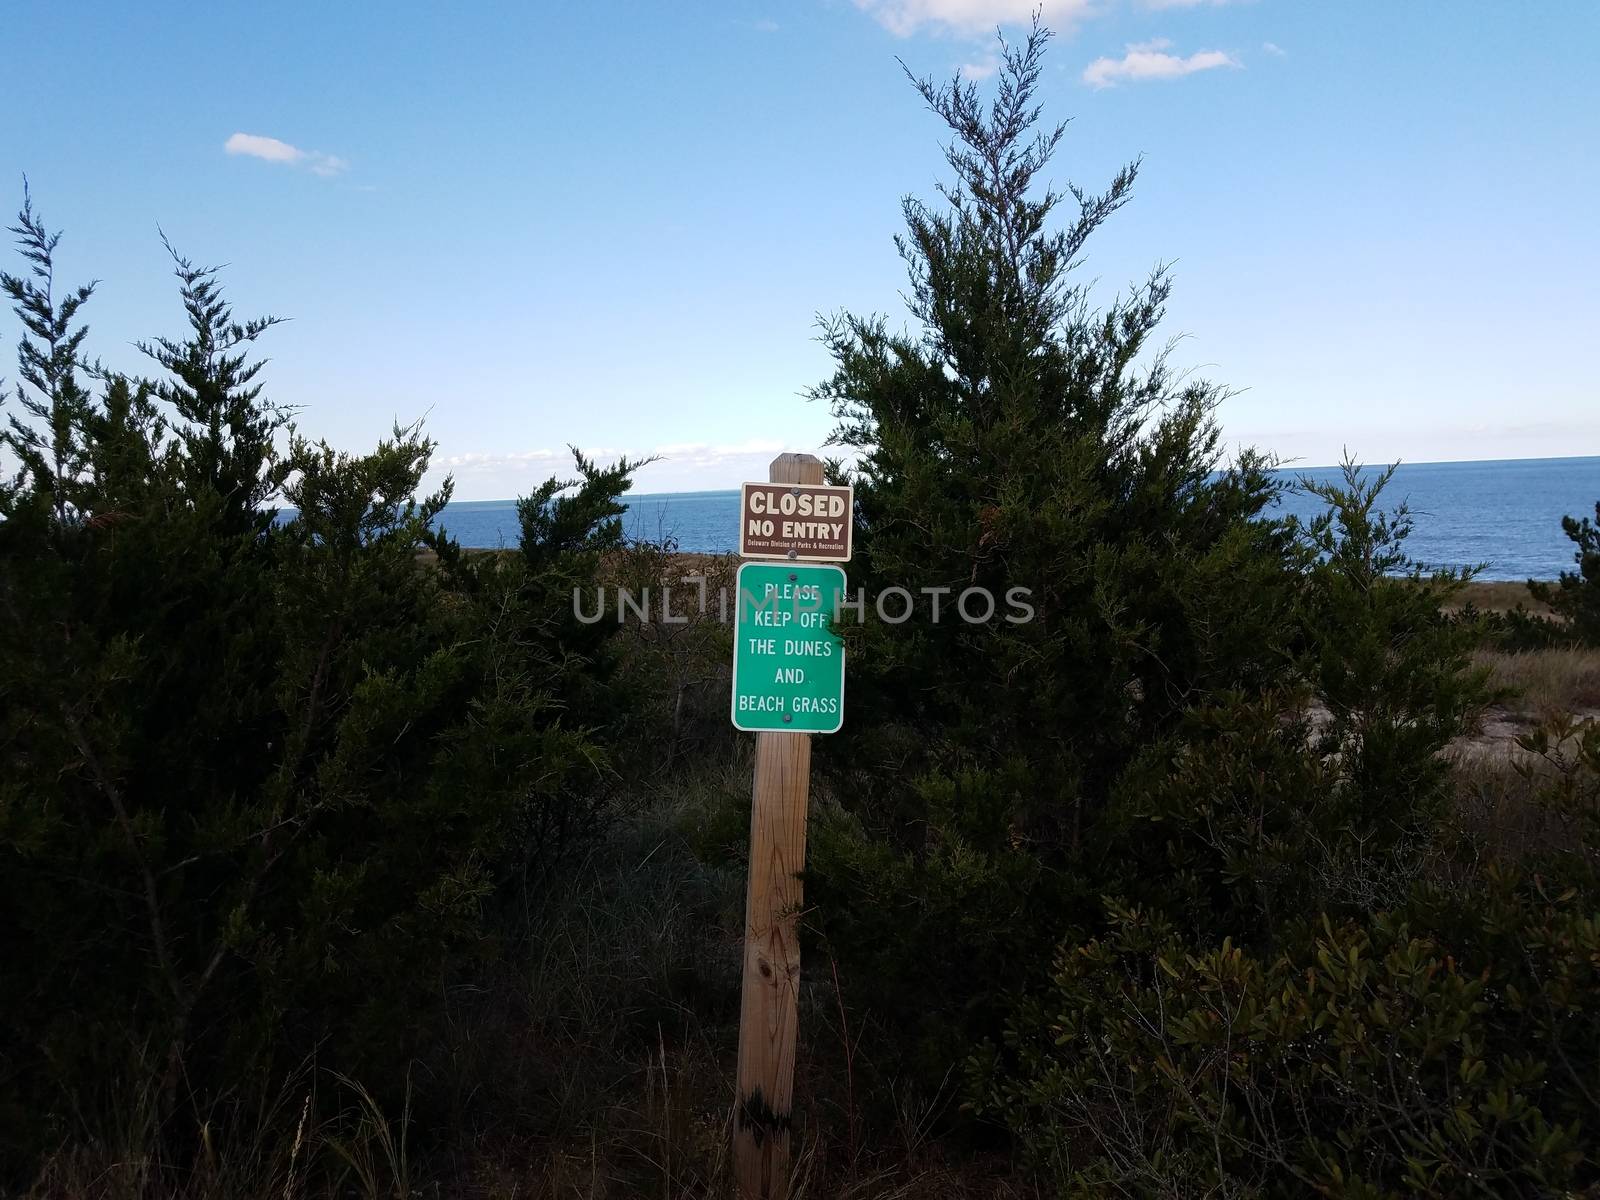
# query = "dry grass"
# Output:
<box><xmin>1449</xmin><ymin>715</ymin><xmax>1600</xmax><ymax>872</ymax></box>
<box><xmin>1450</xmin><ymin>754</ymin><xmax>1568</xmax><ymax>863</ymax></box>
<box><xmin>1476</xmin><ymin>647</ymin><xmax>1600</xmax><ymax>722</ymax></box>
<box><xmin>1444</xmin><ymin>579</ymin><xmax>1555</xmax><ymax>615</ymax></box>
<box><xmin>469</xmin><ymin>775</ymin><xmax>1024</xmax><ymax>1200</ymax></box>
<box><xmin>23</xmin><ymin>771</ymin><xmax>1025</xmax><ymax>1199</ymax></box>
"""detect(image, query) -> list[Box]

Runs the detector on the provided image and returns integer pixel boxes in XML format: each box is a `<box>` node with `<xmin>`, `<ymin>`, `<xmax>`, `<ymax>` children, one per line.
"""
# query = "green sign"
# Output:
<box><xmin>731</xmin><ymin>562</ymin><xmax>846</xmax><ymax>734</ymax></box>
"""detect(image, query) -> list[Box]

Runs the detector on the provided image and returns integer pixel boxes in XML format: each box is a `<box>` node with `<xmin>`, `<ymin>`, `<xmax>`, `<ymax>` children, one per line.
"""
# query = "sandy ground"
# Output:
<box><xmin>1452</xmin><ymin>707</ymin><xmax>1600</xmax><ymax>764</ymax></box>
<box><xmin>1301</xmin><ymin>696</ymin><xmax>1600</xmax><ymax>767</ymax></box>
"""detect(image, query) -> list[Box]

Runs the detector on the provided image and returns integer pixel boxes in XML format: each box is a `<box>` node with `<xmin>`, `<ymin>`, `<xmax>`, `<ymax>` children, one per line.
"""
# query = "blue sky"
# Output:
<box><xmin>8</xmin><ymin>1</ymin><xmax>1598</xmax><ymax>498</ymax></box>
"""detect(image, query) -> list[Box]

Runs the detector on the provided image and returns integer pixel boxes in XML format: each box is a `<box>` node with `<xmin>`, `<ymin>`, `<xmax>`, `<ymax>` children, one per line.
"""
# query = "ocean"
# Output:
<box><xmin>433</xmin><ymin>456</ymin><xmax>1599</xmax><ymax>582</ymax></box>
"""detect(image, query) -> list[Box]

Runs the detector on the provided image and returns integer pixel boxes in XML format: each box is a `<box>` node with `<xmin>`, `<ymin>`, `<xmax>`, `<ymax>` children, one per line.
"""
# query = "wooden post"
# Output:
<box><xmin>734</xmin><ymin>451</ymin><xmax>823</xmax><ymax>1199</ymax></box>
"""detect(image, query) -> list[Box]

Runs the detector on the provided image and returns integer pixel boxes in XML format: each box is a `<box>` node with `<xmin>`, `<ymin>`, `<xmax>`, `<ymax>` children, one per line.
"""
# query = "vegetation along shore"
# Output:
<box><xmin>5</xmin><ymin>22</ymin><xmax>1600</xmax><ymax>1200</ymax></box>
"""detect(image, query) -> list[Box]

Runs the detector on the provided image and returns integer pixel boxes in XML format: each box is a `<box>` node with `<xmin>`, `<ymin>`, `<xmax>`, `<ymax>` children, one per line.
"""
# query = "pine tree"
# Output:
<box><xmin>135</xmin><ymin>237</ymin><xmax>290</xmax><ymax>534</ymax></box>
<box><xmin>1530</xmin><ymin>501</ymin><xmax>1600</xmax><ymax>645</ymax></box>
<box><xmin>0</xmin><ymin>182</ymin><xmax>97</xmax><ymax>526</ymax></box>
<box><xmin>0</xmin><ymin>195</ymin><xmax>638</xmax><ymax>1180</ymax></box>
<box><xmin>805</xmin><ymin>19</ymin><xmax>1300</xmax><ymax>1066</ymax></box>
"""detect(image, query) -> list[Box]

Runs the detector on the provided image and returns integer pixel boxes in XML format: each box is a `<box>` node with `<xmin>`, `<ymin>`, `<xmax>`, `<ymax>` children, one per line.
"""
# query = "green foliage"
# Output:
<box><xmin>795</xmin><ymin>28</ymin><xmax>1586</xmax><ymax>1196</ymax></box>
<box><xmin>0</xmin><ymin>196</ymin><xmax>638</xmax><ymax>1182</ymax></box>
<box><xmin>1530</xmin><ymin>501</ymin><xmax>1600</xmax><ymax>646</ymax></box>
<box><xmin>1100</xmin><ymin>690</ymin><xmax>1329</xmax><ymax>942</ymax></box>
<box><xmin>509</xmin><ymin>445</ymin><xmax>648</xmax><ymax>727</ymax></box>
<box><xmin>517</xmin><ymin>446</ymin><xmax>637</xmax><ymax>570</ymax></box>
<box><xmin>1506</xmin><ymin>715</ymin><xmax>1600</xmax><ymax>889</ymax></box>
<box><xmin>0</xmin><ymin>182</ymin><xmax>97</xmax><ymax>524</ymax></box>
<box><xmin>972</xmin><ymin>880</ymin><xmax>1600</xmax><ymax>1197</ymax></box>
<box><xmin>806</xmin><ymin>18</ymin><xmax>1301</xmax><ymax>1071</ymax></box>
<box><xmin>1470</xmin><ymin>602</ymin><xmax>1568</xmax><ymax>653</ymax></box>
<box><xmin>136</xmin><ymin>235</ymin><xmax>289</xmax><ymax>531</ymax></box>
<box><xmin>959</xmin><ymin>464</ymin><xmax>1583</xmax><ymax>1193</ymax></box>
<box><xmin>4</xmin><ymin>29</ymin><xmax>1594</xmax><ymax>1193</ymax></box>
<box><xmin>1103</xmin><ymin>460</ymin><xmax>1493</xmax><ymax>943</ymax></box>
<box><xmin>1298</xmin><ymin>459</ymin><xmax>1492</xmax><ymax>806</ymax></box>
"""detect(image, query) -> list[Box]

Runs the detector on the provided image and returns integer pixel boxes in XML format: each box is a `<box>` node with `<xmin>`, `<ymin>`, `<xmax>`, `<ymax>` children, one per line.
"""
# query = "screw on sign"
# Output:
<box><xmin>732</xmin><ymin>453</ymin><xmax>848</xmax><ymax>1200</ymax></box>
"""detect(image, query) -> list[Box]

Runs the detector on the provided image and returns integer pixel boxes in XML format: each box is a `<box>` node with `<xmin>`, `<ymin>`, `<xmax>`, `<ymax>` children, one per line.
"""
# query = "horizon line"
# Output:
<box><xmin>436</xmin><ymin>451</ymin><xmax>1600</xmax><ymax>505</ymax></box>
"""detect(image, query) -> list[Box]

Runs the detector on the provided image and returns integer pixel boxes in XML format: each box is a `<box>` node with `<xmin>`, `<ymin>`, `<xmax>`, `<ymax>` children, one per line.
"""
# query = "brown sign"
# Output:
<box><xmin>739</xmin><ymin>481</ymin><xmax>853</xmax><ymax>562</ymax></box>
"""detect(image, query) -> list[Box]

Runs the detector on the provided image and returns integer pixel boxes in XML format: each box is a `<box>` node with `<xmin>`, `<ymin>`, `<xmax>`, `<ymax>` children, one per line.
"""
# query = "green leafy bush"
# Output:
<box><xmin>1102</xmin><ymin>462</ymin><xmax>1493</xmax><ymax>942</ymax></box>
<box><xmin>971</xmin><ymin>621</ymin><xmax>1596</xmax><ymax>1195</ymax></box>
<box><xmin>972</xmin><ymin>879</ymin><xmax>1599</xmax><ymax>1198</ymax></box>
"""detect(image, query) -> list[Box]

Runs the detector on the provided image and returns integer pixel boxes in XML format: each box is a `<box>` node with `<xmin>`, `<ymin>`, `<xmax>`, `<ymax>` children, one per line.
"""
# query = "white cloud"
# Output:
<box><xmin>443</xmin><ymin>449</ymin><xmax>562</xmax><ymax>473</ymax></box>
<box><xmin>960</xmin><ymin>55</ymin><xmax>1000</xmax><ymax>79</ymax></box>
<box><xmin>1143</xmin><ymin>0</ymin><xmax>1244</xmax><ymax>7</ymax></box>
<box><xmin>648</xmin><ymin>438</ymin><xmax>788</xmax><ymax>466</ymax></box>
<box><xmin>1262</xmin><ymin>40</ymin><xmax>1286</xmax><ymax>56</ymax></box>
<box><xmin>425</xmin><ymin>437</ymin><xmax>856</xmax><ymax>498</ymax></box>
<box><xmin>223</xmin><ymin>133</ymin><xmax>300</xmax><ymax>163</ymax></box>
<box><xmin>224</xmin><ymin>132</ymin><xmax>348</xmax><ymax>177</ymax></box>
<box><xmin>439</xmin><ymin>438</ymin><xmax>788</xmax><ymax>479</ymax></box>
<box><xmin>852</xmin><ymin>0</ymin><xmax>1094</xmax><ymax>38</ymax></box>
<box><xmin>1082</xmin><ymin>38</ymin><xmax>1240</xmax><ymax>88</ymax></box>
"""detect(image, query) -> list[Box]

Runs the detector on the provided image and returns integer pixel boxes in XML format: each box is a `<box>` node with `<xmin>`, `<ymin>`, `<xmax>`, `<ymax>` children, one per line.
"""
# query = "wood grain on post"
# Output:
<box><xmin>734</xmin><ymin>451</ymin><xmax>823</xmax><ymax>1200</ymax></box>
